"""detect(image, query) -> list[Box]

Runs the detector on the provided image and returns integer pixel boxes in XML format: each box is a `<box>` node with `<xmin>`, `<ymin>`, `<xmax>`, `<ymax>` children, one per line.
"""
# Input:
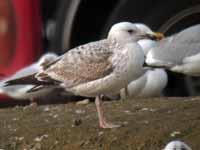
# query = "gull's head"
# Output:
<box><xmin>163</xmin><ymin>141</ymin><xmax>192</xmax><ymax>150</ymax></box>
<box><xmin>108</xmin><ymin>22</ymin><xmax>164</xmax><ymax>44</ymax></box>
<box><xmin>38</xmin><ymin>52</ymin><xmax>58</xmax><ymax>66</ymax></box>
<box><xmin>135</xmin><ymin>23</ymin><xmax>164</xmax><ymax>40</ymax></box>
<box><xmin>135</xmin><ymin>23</ymin><xmax>153</xmax><ymax>33</ymax></box>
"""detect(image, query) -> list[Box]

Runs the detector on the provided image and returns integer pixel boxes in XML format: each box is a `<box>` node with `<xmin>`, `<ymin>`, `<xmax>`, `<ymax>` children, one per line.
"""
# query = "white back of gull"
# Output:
<box><xmin>0</xmin><ymin>52</ymin><xmax>59</xmax><ymax>100</ymax></box>
<box><xmin>138</xmin><ymin>69</ymin><xmax>167</xmax><ymax>97</ymax></box>
<box><xmin>146</xmin><ymin>24</ymin><xmax>200</xmax><ymax>76</ymax></box>
<box><xmin>164</xmin><ymin>141</ymin><xmax>192</xmax><ymax>150</ymax></box>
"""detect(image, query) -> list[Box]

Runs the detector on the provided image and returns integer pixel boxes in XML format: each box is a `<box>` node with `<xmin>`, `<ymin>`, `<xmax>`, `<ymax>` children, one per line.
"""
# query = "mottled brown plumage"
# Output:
<box><xmin>38</xmin><ymin>39</ymin><xmax>116</xmax><ymax>88</ymax></box>
<box><xmin>40</xmin><ymin>57</ymin><xmax>61</xmax><ymax>70</ymax></box>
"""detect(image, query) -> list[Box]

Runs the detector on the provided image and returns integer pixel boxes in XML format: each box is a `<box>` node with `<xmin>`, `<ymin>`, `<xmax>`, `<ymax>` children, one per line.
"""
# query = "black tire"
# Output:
<box><xmin>51</xmin><ymin>0</ymin><xmax>118</xmax><ymax>51</ymax></box>
<box><xmin>50</xmin><ymin>0</ymin><xmax>81</xmax><ymax>52</ymax></box>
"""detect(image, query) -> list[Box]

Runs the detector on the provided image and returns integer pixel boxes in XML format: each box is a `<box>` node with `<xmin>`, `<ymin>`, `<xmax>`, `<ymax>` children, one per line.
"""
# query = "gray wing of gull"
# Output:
<box><xmin>146</xmin><ymin>24</ymin><xmax>200</xmax><ymax>67</ymax></box>
<box><xmin>38</xmin><ymin>39</ymin><xmax>115</xmax><ymax>88</ymax></box>
<box><xmin>0</xmin><ymin>63</ymin><xmax>38</xmax><ymax>86</ymax></box>
<box><xmin>0</xmin><ymin>64</ymin><xmax>39</xmax><ymax>95</ymax></box>
<box><xmin>4</xmin><ymin>53</ymin><xmax>60</xmax><ymax>82</ymax></box>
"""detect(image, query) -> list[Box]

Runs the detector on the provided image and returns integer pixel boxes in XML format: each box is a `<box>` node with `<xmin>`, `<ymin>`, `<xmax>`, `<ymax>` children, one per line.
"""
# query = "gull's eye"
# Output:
<box><xmin>127</xmin><ymin>29</ymin><xmax>135</xmax><ymax>34</ymax></box>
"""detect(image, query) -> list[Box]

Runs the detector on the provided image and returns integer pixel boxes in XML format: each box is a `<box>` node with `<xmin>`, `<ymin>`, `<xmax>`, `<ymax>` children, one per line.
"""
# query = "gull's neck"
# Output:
<box><xmin>107</xmin><ymin>37</ymin><xmax>138</xmax><ymax>48</ymax></box>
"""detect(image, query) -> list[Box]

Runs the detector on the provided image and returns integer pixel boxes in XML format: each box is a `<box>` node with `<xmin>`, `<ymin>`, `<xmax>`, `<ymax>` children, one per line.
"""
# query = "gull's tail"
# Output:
<box><xmin>4</xmin><ymin>73</ymin><xmax>61</xmax><ymax>93</ymax></box>
<box><xmin>5</xmin><ymin>73</ymin><xmax>46</xmax><ymax>86</ymax></box>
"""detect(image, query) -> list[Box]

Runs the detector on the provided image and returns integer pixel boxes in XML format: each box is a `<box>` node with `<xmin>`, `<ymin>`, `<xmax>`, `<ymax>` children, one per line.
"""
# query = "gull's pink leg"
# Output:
<box><xmin>30</xmin><ymin>98</ymin><xmax>38</xmax><ymax>108</ymax></box>
<box><xmin>122</xmin><ymin>86</ymin><xmax>129</xmax><ymax>100</ymax></box>
<box><xmin>124</xmin><ymin>86</ymin><xmax>129</xmax><ymax>98</ymax></box>
<box><xmin>95</xmin><ymin>95</ymin><xmax>120</xmax><ymax>128</ymax></box>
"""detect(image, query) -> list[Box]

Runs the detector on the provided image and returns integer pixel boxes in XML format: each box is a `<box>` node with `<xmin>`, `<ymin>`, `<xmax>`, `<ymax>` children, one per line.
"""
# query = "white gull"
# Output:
<box><xmin>120</xmin><ymin>24</ymin><xmax>167</xmax><ymax>99</ymax></box>
<box><xmin>163</xmin><ymin>141</ymin><xmax>192</xmax><ymax>150</ymax></box>
<box><xmin>0</xmin><ymin>52</ymin><xmax>58</xmax><ymax>104</ymax></box>
<box><xmin>146</xmin><ymin>24</ymin><xmax>200</xmax><ymax>76</ymax></box>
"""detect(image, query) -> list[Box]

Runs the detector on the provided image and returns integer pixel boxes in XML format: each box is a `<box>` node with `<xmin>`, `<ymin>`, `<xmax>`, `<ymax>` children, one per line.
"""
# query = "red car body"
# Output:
<box><xmin>0</xmin><ymin>0</ymin><xmax>42</xmax><ymax>101</ymax></box>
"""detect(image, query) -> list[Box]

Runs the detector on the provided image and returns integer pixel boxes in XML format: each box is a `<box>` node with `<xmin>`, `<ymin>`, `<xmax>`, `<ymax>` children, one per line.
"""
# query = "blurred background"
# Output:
<box><xmin>1</xmin><ymin>0</ymin><xmax>200</xmax><ymax>102</ymax></box>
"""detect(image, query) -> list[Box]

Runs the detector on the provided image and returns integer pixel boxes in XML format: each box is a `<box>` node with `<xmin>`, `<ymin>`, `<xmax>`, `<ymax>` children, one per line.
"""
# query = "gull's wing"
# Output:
<box><xmin>10</xmin><ymin>64</ymin><xmax>38</xmax><ymax>80</ymax></box>
<box><xmin>0</xmin><ymin>63</ymin><xmax>38</xmax><ymax>87</ymax></box>
<box><xmin>5</xmin><ymin>39</ymin><xmax>115</xmax><ymax>90</ymax></box>
<box><xmin>146</xmin><ymin>24</ymin><xmax>200</xmax><ymax>67</ymax></box>
<box><xmin>1</xmin><ymin>52</ymin><xmax>60</xmax><ymax>84</ymax></box>
<box><xmin>0</xmin><ymin>63</ymin><xmax>39</xmax><ymax>96</ymax></box>
<box><xmin>38</xmin><ymin>39</ymin><xmax>114</xmax><ymax>88</ymax></box>
<box><xmin>2</xmin><ymin>54</ymin><xmax>60</xmax><ymax>88</ymax></box>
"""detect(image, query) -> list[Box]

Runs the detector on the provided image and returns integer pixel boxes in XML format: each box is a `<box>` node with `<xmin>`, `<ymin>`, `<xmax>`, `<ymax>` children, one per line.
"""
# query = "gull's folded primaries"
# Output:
<box><xmin>0</xmin><ymin>52</ymin><xmax>58</xmax><ymax>100</ymax></box>
<box><xmin>4</xmin><ymin>22</ymin><xmax>162</xmax><ymax>128</ymax></box>
<box><xmin>163</xmin><ymin>141</ymin><xmax>192</xmax><ymax>150</ymax></box>
<box><xmin>146</xmin><ymin>24</ymin><xmax>200</xmax><ymax>76</ymax></box>
<box><xmin>119</xmin><ymin>26</ymin><xmax>167</xmax><ymax>99</ymax></box>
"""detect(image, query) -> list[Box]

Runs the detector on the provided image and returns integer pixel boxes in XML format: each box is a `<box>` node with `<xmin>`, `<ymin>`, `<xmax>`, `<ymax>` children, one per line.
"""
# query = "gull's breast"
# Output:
<box><xmin>68</xmin><ymin>43</ymin><xmax>145</xmax><ymax>97</ymax></box>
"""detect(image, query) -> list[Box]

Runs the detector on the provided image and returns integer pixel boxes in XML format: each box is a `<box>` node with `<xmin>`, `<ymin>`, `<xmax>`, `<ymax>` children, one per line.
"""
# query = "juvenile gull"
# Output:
<box><xmin>163</xmin><ymin>141</ymin><xmax>192</xmax><ymax>150</ymax></box>
<box><xmin>146</xmin><ymin>24</ymin><xmax>200</xmax><ymax>76</ymax></box>
<box><xmin>0</xmin><ymin>52</ymin><xmax>58</xmax><ymax>104</ymax></box>
<box><xmin>5</xmin><ymin>22</ymin><xmax>162</xmax><ymax>128</ymax></box>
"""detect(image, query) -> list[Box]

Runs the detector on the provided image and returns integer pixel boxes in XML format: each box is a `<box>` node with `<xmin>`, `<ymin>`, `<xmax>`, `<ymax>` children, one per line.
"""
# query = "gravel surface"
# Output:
<box><xmin>0</xmin><ymin>97</ymin><xmax>200</xmax><ymax>150</ymax></box>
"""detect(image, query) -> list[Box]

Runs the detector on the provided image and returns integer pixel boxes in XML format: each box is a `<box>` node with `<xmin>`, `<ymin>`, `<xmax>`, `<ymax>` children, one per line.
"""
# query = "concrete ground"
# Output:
<box><xmin>0</xmin><ymin>97</ymin><xmax>199</xmax><ymax>150</ymax></box>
